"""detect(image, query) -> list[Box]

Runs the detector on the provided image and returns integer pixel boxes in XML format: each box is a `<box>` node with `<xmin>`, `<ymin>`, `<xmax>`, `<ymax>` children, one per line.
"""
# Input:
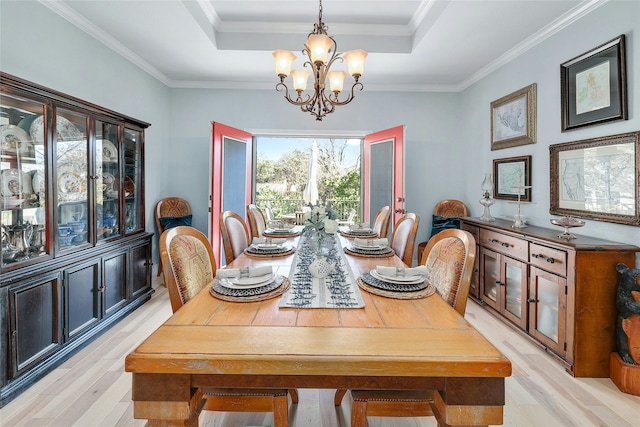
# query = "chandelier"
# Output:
<box><xmin>272</xmin><ymin>0</ymin><xmax>367</xmax><ymax>121</ymax></box>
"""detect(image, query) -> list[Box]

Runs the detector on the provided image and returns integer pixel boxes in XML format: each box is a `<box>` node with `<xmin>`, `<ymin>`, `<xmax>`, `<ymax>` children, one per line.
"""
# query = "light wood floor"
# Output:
<box><xmin>1</xmin><ymin>277</ymin><xmax>639</xmax><ymax>427</ymax></box>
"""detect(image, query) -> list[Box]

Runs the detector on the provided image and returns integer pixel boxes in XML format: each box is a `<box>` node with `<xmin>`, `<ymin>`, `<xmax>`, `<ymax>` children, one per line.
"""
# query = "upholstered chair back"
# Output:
<box><xmin>372</xmin><ymin>205</ymin><xmax>392</xmax><ymax>238</ymax></box>
<box><xmin>220</xmin><ymin>211</ymin><xmax>250</xmax><ymax>265</ymax></box>
<box><xmin>160</xmin><ymin>226</ymin><xmax>216</xmax><ymax>313</ymax></box>
<box><xmin>247</xmin><ymin>204</ymin><xmax>267</xmax><ymax>238</ymax></box>
<box><xmin>420</xmin><ymin>228</ymin><xmax>476</xmax><ymax>316</ymax></box>
<box><xmin>155</xmin><ymin>197</ymin><xmax>193</xmax><ymax>277</ymax></box>
<box><xmin>390</xmin><ymin>213</ymin><xmax>420</xmax><ymax>267</ymax></box>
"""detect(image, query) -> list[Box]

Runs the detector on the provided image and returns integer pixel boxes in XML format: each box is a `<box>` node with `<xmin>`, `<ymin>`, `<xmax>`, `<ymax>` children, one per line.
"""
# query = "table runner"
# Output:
<box><xmin>279</xmin><ymin>232</ymin><xmax>365</xmax><ymax>308</ymax></box>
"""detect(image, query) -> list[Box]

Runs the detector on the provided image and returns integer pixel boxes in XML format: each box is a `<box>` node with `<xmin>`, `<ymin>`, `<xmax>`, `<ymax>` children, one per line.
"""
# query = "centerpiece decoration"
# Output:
<box><xmin>302</xmin><ymin>205</ymin><xmax>339</xmax><ymax>256</ymax></box>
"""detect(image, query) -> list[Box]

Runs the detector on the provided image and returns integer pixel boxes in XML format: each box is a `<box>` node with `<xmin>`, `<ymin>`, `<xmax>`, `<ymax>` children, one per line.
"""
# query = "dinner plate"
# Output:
<box><xmin>0</xmin><ymin>125</ymin><xmax>30</xmax><ymax>154</ymax></box>
<box><xmin>229</xmin><ymin>273</ymin><xmax>275</xmax><ymax>286</ymax></box>
<box><xmin>218</xmin><ymin>273</ymin><xmax>275</xmax><ymax>289</ymax></box>
<box><xmin>253</xmin><ymin>243</ymin><xmax>283</xmax><ymax>251</ymax></box>
<box><xmin>266</xmin><ymin>228</ymin><xmax>294</xmax><ymax>234</ymax></box>
<box><xmin>102</xmin><ymin>172</ymin><xmax>115</xmax><ymax>192</ymax></box>
<box><xmin>353</xmin><ymin>244</ymin><xmax>386</xmax><ymax>251</ymax></box>
<box><xmin>30</xmin><ymin>169</ymin><xmax>45</xmax><ymax>194</ymax></box>
<box><xmin>1</xmin><ymin>169</ymin><xmax>32</xmax><ymax>196</ymax></box>
<box><xmin>58</xmin><ymin>171</ymin><xmax>85</xmax><ymax>196</ymax></box>
<box><xmin>100</xmin><ymin>139</ymin><xmax>118</xmax><ymax>162</ymax></box>
<box><xmin>370</xmin><ymin>270</ymin><xmax>425</xmax><ymax>284</ymax></box>
<box><xmin>30</xmin><ymin>115</ymin><xmax>84</xmax><ymax>143</ymax></box>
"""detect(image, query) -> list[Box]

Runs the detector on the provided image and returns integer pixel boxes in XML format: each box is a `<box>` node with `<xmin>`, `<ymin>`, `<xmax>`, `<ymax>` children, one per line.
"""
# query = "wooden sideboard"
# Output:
<box><xmin>460</xmin><ymin>217</ymin><xmax>638</xmax><ymax>377</ymax></box>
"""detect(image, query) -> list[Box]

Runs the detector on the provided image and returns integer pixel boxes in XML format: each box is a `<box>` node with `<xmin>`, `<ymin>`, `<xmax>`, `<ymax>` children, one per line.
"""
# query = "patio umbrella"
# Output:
<box><xmin>303</xmin><ymin>141</ymin><xmax>319</xmax><ymax>206</ymax></box>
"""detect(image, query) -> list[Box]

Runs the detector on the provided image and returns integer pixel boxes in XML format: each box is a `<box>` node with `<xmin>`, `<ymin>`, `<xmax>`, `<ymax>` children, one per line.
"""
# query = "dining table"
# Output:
<box><xmin>125</xmin><ymin>229</ymin><xmax>511</xmax><ymax>427</ymax></box>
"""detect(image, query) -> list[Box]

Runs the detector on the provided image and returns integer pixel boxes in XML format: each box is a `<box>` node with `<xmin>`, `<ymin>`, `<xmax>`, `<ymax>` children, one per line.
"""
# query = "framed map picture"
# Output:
<box><xmin>560</xmin><ymin>35</ymin><xmax>627</xmax><ymax>131</ymax></box>
<box><xmin>550</xmin><ymin>132</ymin><xmax>640</xmax><ymax>225</ymax></box>
<box><xmin>491</xmin><ymin>84</ymin><xmax>537</xmax><ymax>150</ymax></box>
<box><xmin>493</xmin><ymin>155</ymin><xmax>531</xmax><ymax>201</ymax></box>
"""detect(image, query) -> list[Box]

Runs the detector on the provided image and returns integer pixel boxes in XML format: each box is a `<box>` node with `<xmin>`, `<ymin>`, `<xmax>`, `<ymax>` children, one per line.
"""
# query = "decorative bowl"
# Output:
<box><xmin>58</xmin><ymin>226</ymin><xmax>72</xmax><ymax>236</ymax></box>
<box><xmin>550</xmin><ymin>216</ymin><xmax>585</xmax><ymax>239</ymax></box>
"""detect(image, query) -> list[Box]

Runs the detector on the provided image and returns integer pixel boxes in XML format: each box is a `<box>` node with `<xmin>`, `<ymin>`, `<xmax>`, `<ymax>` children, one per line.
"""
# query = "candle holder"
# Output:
<box><xmin>478</xmin><ymin>173</ymin><xmax>495</xmax><ymax>222</ymax></box>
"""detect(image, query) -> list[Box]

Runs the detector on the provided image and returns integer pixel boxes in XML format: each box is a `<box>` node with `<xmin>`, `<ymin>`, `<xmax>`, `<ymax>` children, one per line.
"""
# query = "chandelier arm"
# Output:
<box><xmin>326</xmin><ymin>81</ymin><xmax>364</xmax><ymax>106</ymax></box>
<box><xmin>275</xmin><ymin>81</ymin><xmax>312</xmax><ymax>106</ymax></box>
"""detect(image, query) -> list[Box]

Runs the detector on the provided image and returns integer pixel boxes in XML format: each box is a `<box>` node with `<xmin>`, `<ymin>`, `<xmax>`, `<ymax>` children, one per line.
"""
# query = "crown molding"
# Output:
<box><xmin>457</xmin><ymin>0</ymin><xmax>608</xmax><ymax>91</ymax></box>
<box><xmin>38</xmin><ymin>0</ymin><xmax>171</xmax><ymax>86</ymax></box>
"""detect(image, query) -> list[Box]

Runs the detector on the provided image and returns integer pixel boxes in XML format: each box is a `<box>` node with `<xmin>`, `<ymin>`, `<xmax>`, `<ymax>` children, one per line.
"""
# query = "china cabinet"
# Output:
<box><xmin>0</xmin><ymin>72</ymin><xmax>152</xmax><ymax>406</ymax></box>
<box><xmin>461</xmin><ymin>217</ymin><xmax>639</xmax><ymax>377</ymax></box>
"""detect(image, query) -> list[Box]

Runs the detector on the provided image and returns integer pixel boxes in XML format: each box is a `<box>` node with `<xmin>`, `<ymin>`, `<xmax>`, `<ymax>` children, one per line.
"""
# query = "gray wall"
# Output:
<box><xmin>2</xmin><ymin>0</ymin><xmax>638</xmax><ymax>267</ymax></box>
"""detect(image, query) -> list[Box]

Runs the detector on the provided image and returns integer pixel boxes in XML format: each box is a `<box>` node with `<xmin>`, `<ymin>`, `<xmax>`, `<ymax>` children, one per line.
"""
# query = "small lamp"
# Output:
<box><xmin>479</xmin><ymin>173</ymin><xmax>495</xmax><ymax>222</ymax></box>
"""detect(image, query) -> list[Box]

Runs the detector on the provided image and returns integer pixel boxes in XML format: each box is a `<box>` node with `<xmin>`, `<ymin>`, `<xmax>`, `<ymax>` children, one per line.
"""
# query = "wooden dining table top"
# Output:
<box><xmin>125</xmin><ymin>231</ymin><xmax>511</xmax><ymax>426</ymax></box>
<box><xmin>126</xmin><ymin>232</ymin><xmax>510</xmax><ymax>378</ymax></box>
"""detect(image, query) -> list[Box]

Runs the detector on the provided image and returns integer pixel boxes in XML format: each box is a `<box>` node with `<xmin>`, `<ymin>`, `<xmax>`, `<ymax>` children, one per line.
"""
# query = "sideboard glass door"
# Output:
<box><xmin>55</xmin><ymin>109</ymin><xmax>89</xmax><ymax>251</ymax></box>
<box><xmin>96</xmin><ymin>121</ymin><xmax>120</xmax><ymax>241</ymax></box>
<box><xmin>1</xmin><ymin>94</ymin><xmax>49</xmax><ymax>268</ymax></box>
<box><xmin>123</xmin><ymin>127</ymin><xmax>143</xmax><ymax>234</ymax></box>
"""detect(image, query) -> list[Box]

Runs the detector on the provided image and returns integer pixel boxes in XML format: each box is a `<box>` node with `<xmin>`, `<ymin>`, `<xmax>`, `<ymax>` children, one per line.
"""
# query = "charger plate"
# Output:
<box><xmin>210</xmin><ymin>276</ymin><xmax>291</xmax><ymax>302</ymax></box>
<box><xmin>357</xmin><ymin>277</ymin><xmax>435</xmax><ymax>300</ymax></box>
<box><xmin>244</xmin><ymin>246</ymin><xmax>295</xmax><ymax>259</ymax></box>
<box><xmin>340</xmin><ymin>230</ymin><xmax>378</xmax><ymax>239</ymax></box>
<box><xmin>263</xmin><ymin>230</ymin><xmax>300</xmax><ymax>239</ymax></box>
<box><xmin>344</xmin><ymin>247</ymin><xmax>395</xmax><ymax>258</ymax></box>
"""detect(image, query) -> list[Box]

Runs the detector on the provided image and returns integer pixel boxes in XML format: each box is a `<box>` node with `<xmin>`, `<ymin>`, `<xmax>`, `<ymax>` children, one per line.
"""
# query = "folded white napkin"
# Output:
<box><xmin>252</xmin><ymin>237</ymin><xmax>286</xmax><ymax>245</ymax></box>
<box><xmin>354</xmin><ymin>237</ymin><xmax>388</xmax><ymax>247</ymax></box>
<box><xmin>349</xmin><ymin>222</ymin><xmax>370</xmax><ymax>230</ymax></box>
<box><xmin>375</xmin><ymin>265</ymin><xmax>428</xmax><ymax>278</ymax></box>
<box><xmin>217</xmin><ymin>266</ymin><xmax>273</xmax><ymax>278</ymax></box>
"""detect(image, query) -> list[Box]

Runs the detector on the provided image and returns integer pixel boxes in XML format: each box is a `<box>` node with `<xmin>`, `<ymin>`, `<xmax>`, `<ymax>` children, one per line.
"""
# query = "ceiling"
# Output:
<box><xmin>41</xmin><ymin>0</ymin><xmax>602</xmax><ymax>92</ymax></box>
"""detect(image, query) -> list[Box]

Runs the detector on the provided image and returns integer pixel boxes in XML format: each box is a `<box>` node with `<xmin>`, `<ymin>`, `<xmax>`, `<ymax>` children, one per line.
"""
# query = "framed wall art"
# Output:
<box><xmin>560</xmin><ymin>34</ymin><xmax>627</xmax><ymax>131</ymax></box>
<box><xmin>549</xmin><ymin>131</ymin><xmax>639</xmax><ymax>225</ymax></box>
<box><xmin>493</xmin><ymin>155</ymin><xmax>531</xmax><ymax>201</ymax></box>
<box><xmin>490</xmin><ymin>83</ymin><xmax>536</xmax><ymax>150</ymax></box>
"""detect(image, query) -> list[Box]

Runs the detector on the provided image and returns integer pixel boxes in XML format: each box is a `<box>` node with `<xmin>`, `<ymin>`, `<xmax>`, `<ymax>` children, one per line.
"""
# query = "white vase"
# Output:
<box><xmin>309</xmin><ymin>256</ymin><xmax>336</xmax><ymax>278</ymax></box>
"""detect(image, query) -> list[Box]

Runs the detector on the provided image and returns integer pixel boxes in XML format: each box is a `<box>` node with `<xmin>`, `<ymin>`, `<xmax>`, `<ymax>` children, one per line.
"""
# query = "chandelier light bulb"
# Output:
<box><xmin>272</xmin><ymin>50</ymin><xmax>296</xmax><ymax>77</ymax></box>
<box><xmin>291</xmin><ymin>69</ymin><xmax>311</xmax><ymax>92</ymax></box>
<box><xmin>306</xmin><ymin>34</ymin><xmax>333</xmax><ymax>65</ymax></box>
<box><xmin>327</xmin><ymin>70</ymin><xmax>346</xmax><ymax>92</ymax></box>
<box><xmin>344</xmin><ymin>50</ymin><xmax>368</xmax><ymax>78</ymax></box>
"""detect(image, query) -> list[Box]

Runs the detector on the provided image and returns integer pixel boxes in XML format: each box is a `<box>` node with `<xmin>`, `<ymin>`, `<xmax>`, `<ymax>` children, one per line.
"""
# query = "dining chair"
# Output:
<box><xmin>159</xmin><ymin>225</ymin><xmax>298</xmax><ymax>425</ymax></box>
<box><xmin>418</xmin><ymin>199</ymin><xmax>469</xmax><ymax>262</ymax></box>
<box><xmin>220</xmin><ymin>210</ymin><xmax>251</xmax><ymax>265</ymax></box>
<box><xmin>155</xmin><ymin>197</ymin><xmax>192</xmax><ymax>277</ymax></box>
<box><xmin>337</xmin><ymin>209</ymin><xmax>356</xmax><ymax>226</ymax></box>
<box><xmin>344</xmin><ymin>228</ymin><xmax>477</xmax><ymax>427</ymax></box>
<box><xmin>372</xmin><ymin>205</ymin><xmax>392</xmax><ymax>238</ymax></box>
<box><xmin>389</xmin><ymin>212</ymin><xmax>420</xmax><ymax>267</ymax></box>
<box><xmin>247</xmin><ymin>203</ymin><xmax>267</xmax><ymax>238</ymax></box>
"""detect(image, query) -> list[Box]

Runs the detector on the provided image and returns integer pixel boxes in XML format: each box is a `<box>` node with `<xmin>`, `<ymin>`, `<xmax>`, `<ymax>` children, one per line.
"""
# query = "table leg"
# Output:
<box><xmin>432</xmin><ymin>377</ymin><xmax>505</xmax><ymax>426</ymax></box>
<box><xmin>132</xmin><ymin>373</ymin><xmax>204</xmax><ymax>426</ymax></box>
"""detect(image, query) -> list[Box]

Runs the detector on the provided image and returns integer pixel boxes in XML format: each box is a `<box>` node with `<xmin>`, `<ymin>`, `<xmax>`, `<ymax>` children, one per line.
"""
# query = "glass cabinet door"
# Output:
<box><xmin>529</xmin><ymin>266</ymin><xmax>566</xmax><ymax>356</ymax></box>
<box><xmin>502</xmin><ymin>256</ymin><xmax>527</xmax><ymax>328</ymax></box>
<box><xmin>480</xmin><ymin>249</ymin><xmax>499</xmax><ymax>311</ymax></box>
<box><xmin>55</xmin><ymin>109</ymin><xmax>89</xmax><ymax>250</ymax></box>
<box><xmin>123</xmin><ymin>127</ymin><xmax>143</xmax><ymax>233</ymax></box>
<box><xmin>96</xmin><ymin>121</ymin><xmax>120</xmax><ymax>241</ymax></box>
<box><xmin>1</xmin><ymin>94</ymin><xmax>49</xmax><ymax>268</ymax></box>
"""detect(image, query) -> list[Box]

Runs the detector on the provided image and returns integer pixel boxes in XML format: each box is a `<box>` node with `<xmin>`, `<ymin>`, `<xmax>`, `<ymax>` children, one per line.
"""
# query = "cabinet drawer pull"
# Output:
<box><xmin>501</xmin><ymin>242</ymin><xmax>510</xmax><ymax>247</ymax></box>
<box><xmin>495</xmin><ymin>280</ymin><xmax>505</xmax><ymax>286</ymax></box>
<box><xmin>527</xmin><ymin>298</ymin><xmax>537</xmax><ymax>303</ymax></box>
<box><xmin>489</xmin><ymin>238</ymin><xmax>499</xmax><ymax>243</ymax></box>
<box><xmin>532</xmin><ymin>253</ymin><xmax>556</xmax><ymax>263</ymax></box>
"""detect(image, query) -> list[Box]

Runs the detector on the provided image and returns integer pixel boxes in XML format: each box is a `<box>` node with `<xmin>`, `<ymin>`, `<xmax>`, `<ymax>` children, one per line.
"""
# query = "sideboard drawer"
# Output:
<box><xmin>529</xmin><ymin>243</ymin><xmax>567</xmax><ymax>277</ymax></box>
<box><xmin>479</xmin><ymin>229</ymin><xmax>528</xmax><ymax>261</ymax></box>
<box><xmin>460</xmin><ymin>223</ymin><xmax>479</xmax><ymax>242</ymax></box>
